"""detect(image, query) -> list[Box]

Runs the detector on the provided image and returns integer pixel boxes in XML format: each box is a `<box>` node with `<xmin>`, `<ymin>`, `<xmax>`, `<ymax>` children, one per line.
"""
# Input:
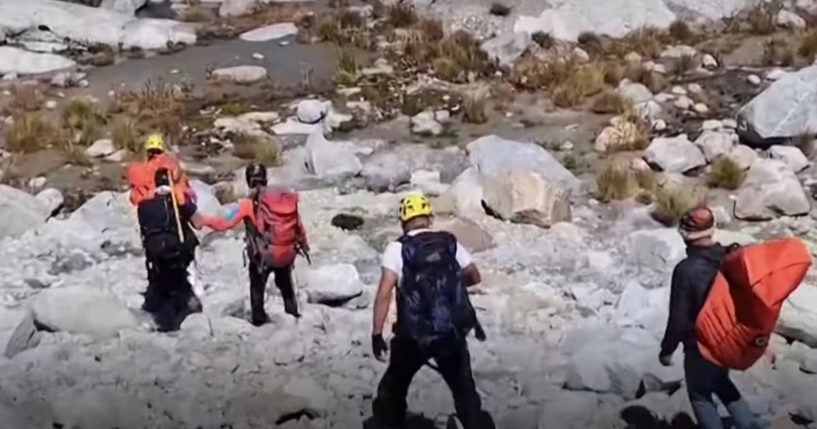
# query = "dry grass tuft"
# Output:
<box><xmin>799</xmin><ymin>30</ymin><xmax>817</xmax><ymax>59</ymax></box>
<box><xmin>114</xmin><ymin>80</ymin><xmax>184</xmax><ymax>141</ymax></box>
<box><xmin>608</xmin><ymin>27</ymin><xmax>672</xmax><ymax>59</ymax></box>
<box><xmin>88</xmin><ymin>46</ymin><xmax>116</xmax><ymax>67</ymax></box>
<box><xmin>763</xmin><ymin>39</ymin><xmax>796</xmax><ymax>66</ymax></box>
<box><xmin>233</xmin><ymin>134</ymin><xmax>282</xmax><ymax>166</ymax></box>
<box><xmin>651</xmin><ymin>185</ymin><xmax>701</xmax><ymax>226</ymax></box>
<box><xmin>333</xmin><ymin>48</ymin><xmax>360</xmax><ymax>86</ymax></box>
<box><xmin>328</xmin><ymin>0</ymin><xmax>349</xmax><ymax>7</ymax></box>
<box><xmin>708</xmin><ymin>156</ymin><xmax>746</xmax><ymax>190</ymax></box>
<box><xmin>489</xmin><ymin>2</ymin><xmax>512</xmax><ymax>16</ymax></box>
<box><xmin>12</xmin><ymin>83</ymin><xmax>44</xmax><ymax>112</ymax></box>
<box><xmin>551</xmin><ymin>62</ymin><xmax>606</xmax><ymax>107</ymax></box>
<box><xmin>6</xmin><ymin>114</ymin><xmax>57</xmax><ymax>153</ymax></box>
<box><xmin>747</xmin><ymin>6</ymin><xmax>777</xmax><ymax>35</ymax></box>
<box><xmin>462</xmin><ymin>93</ymin><xmax>487</xmax><ymax>124</ymax></box>
<box><xmin>62</xmin><ymin>97</ymin><xmax>105</xmax><ymax>146</ymax></box>
<box><xmin>180</xmin><ymin>4</ymin><xmax>216</xmax><ymax>22</ymax></box>
<box><xmin>388</xmin><ymin>1</ymin><xmax>417</xmax><ymax>27</ymax></box>
<box><xmin>596</xmin><ymin>162</ymin><xmax>637</xmax><ymax>202</ymax></box>
<box><xmin>408</xmin><ymin>29</ymin><xmax>493</xmax><ymax>82</ymax></box>
<box><xmin>112</xmin><ymin>118</ymin><xmax>141</xmax><ymax>153</ymax></box>
<box><xmin>219</xmin><ymin>101</ymin><xmax>253</xmax><ymax>116</ymax></box>
<box><xmin>417</xmin><ymin>18</ymin><xmax>445</xmax><ymax>41</ymax></box>
<box><xmin>669</xmin><ymin>20</ymin><xmax>695</xmax><ymax>43</ymax></box>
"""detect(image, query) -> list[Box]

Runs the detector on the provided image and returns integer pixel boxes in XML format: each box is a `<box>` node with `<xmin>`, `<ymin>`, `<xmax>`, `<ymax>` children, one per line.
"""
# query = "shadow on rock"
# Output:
<box><xmin>362</xmin><ymin>412</ymin><xmax>439</xmax><ymax>429</ymax></box>
<box><xmin>620</xmin><ymin>405</ymin><xmax>696</xmax><ymax>429</ymax></box>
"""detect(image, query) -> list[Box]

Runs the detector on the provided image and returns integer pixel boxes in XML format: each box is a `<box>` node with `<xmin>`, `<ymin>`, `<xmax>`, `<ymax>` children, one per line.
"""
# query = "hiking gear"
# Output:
<box><xmin>245</xmin><ymin>163</ymin><xmax>268</xmax><ymax>188</ymax></box>
<box><xmin>685</xmin><ymin>349</ymin><xmax>757</xmax><ymax>429</ymax></box>
<box><xmin>398</xmin><ymin>193</ymin><xmax>432</xmax><ymax>222</ymax></box>
<box><xmin>660</xmin><ymin>244</ymin><xmax>727</xmax><ymax>357</ymax></box>
<box><xmin>145</xmin><ymin>134</ymin><xmax>165</xmax><ymax>152</ymax></box>
<box><xmin>695</xmin><ymin>238</ymin><xmax>811</xmax><ymax>370</ymax></box>
<box><xmin>296</xmin><ymin>241</ymin><xmax>312</xmax><ymax>265</ymax></box>
<box><xmin>396</xmin><ymin>231</ymin><xmax>482</xmax><ymax>347</ymax></box>
<box><xmin>373</xmin><ymin>336</ymin><xmax>487</xmax><ymax>429</ymax></box>
<box><xmin>372</xmin><ymin>334</ymin><xmax>388</xmax><ymax>360</ymax></box>
<box><xmin>128</xmin><ymin>154</ymin><xmax>191</xmax><ymax>207</ymax></box>
<box><xmin>246</xmin><ymin>188</ymin><xmax>303</xmax><ymax>271</ymax></box>
<box><xmin>167</xmin><ymin>169</ymin><xmax>185</xmax><ymax>243</ymax></box>
<box><xmin>679</xmin><ymin>207</ymin><xmax>716</xmax><ymax>241</ymax></box>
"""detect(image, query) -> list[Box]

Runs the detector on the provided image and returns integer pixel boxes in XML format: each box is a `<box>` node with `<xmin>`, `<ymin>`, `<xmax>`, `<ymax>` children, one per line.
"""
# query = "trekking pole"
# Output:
<box><xmin>169</xmin><ymin>172</ymin><xmax>185</xmax><ymax>244</ymax></box>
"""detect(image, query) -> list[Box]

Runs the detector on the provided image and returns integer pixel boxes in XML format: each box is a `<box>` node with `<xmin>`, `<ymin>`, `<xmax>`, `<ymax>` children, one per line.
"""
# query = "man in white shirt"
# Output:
<box><xmin>369</xmin><ymin>193</ymin><xmax>493</xmax><ymax>429</ymax></box>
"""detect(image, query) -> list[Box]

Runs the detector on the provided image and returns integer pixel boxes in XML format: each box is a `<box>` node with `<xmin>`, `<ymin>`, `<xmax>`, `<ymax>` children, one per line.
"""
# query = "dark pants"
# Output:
<box><xmin>248</xmin><ymin>261</ymin><xmax>299</xmax><ymax>324</ymax></box>
<box><xmin>372</xmin><ymin>336</ymin><xmax>490</xmax><ymax>429</ymax></box>
<box><xmin>685</xmin><ymin>349</ymin><xmax>757</xmax><ymax>429</ymax></box>
<box><xmin>143</xmin><ymin>259</ymin><xmax>201</xmax><ymax>332</ymax></box>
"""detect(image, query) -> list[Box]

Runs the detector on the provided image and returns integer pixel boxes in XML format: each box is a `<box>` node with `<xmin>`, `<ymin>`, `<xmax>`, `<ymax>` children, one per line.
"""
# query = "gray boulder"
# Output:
<box><xmin>304</xmin><ymin>132</ymin><xmax>363</xmax><ymax>180</ymax></box>
<box><xmin>361</xmin><ymin>145</ymin><xmax>466</xmax><ymax>192</ymax></box>
<box><xmin>0</xmin><ymin>185</ymin><xmax>50</xmax><ymax>241</ymax></box>
<box><xmin>436</xmin><ymin>217</ymin><xmax>495</xmax><ymax>253</ymax></box>
<box><xmin>767</xmin><ymin>145</ymin><xmax>810</xmax><ymax>173</ymax></box>
<box><xmin>482</xmin><ymin>170</ymin><xmax>571</xmax><ymax>228</ymax></box>
<box><xmin>734</xmin><ymin>159</ymin><xmax>810</xmax><ymax>220</ymax></box>
<box><xmin>626</xmin><ymin>228</ymin><xmax>685</xmax><ymax>272</ymax></box>
<box><xmin>737</xmin><ymin>65</ymin><xmax>817</xmax><ymax>146</ymax></box>
<box><xmin>467</xmin><ymin>135</ymin><xmax>579</xmax><ymax>192</ymax></box>
<box><xmin>437</xmin><ymin>167</ymin><xmax>485</xmax><ymax>219</ymax></box>
<box><xmin>481</xmin><ymin>31</ymin><xmax>530</xmax><ymax>68</ymax></box>
<box><xmin>297</xmin><ymin>99</ymin><xmax>330</xmax><ymax>124</ymax></box>
<box><xmin>219</xmin><ymin>0</ymin><xmax>255</xmax><ymax>17</ymax></box>
<box><xmin>665</xmin><ymin>0</ymin><xmax>763</xmax><ymax>21</ymax></box>
<box><xmin>212</xmin><ymin>65</ymin><xmax>268</xmax><ymax>84</ymax></box>
<box><xmin>302</xmin><ymin>264</ymin><xmax>364</xmax><ymax>305</ymax></box>
<box><xmin>728</xmin><ymin>145</ymin><xmax>759</xmax><ymax>170</ymax></box>
<box><xmin>617</xmin><ymin>79</ymin><xmax>653</xmax><ymax>104</ymax></box>
<box><xmin>694</xmin><ymin>130</ymin><xmax>735</xmax><ymax>162</ymax></box>
<box><xmin>31</xmin><ymin>288</ymin><xmax>139</xmax><ymax>338</ymax></box>
<box><xmin>3</xmin><ymin>312</ymin><xmax>38</xmax><ymax>358</ymax></box>
<box><xmin>778</xmin><ymin>285</ymin><xmax>817</xmax><ymax>347</ymax></box>
<box><xmin>644</xmin><ymin>135</ymin><xmax>707</xmax><ymax>173</ymax></box>
<box><xmin>35</xmin><ymin>188</ymin><xmax>64</xmax><ymax>215</ymax></box>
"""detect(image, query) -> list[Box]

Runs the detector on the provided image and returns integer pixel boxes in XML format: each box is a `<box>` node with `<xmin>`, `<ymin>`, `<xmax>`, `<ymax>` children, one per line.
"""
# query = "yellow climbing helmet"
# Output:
<box><xmin>144</xmin><ymin>134</ymin><xmax>165</xmax><ymax>152</ymax></box>
<box><xmin>398</xmin><ymin>193</ymin><xmax>433</xmax><ymax>222</ymax></box>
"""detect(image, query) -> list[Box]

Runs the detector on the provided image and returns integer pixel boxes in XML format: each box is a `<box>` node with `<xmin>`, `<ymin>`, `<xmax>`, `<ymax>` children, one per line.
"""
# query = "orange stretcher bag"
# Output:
<box><xmin>695</xmin><ymin>238</ymin><xmax>812</xmax><ymax>370</ymax></box>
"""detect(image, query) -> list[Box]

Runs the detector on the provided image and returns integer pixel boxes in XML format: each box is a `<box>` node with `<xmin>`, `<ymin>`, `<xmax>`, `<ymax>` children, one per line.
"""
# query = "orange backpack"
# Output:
<box><xmin>695</xmin><ymin>238</ymin><xmax>812</xmax><ymax>370</ymax></box>
<box><xmin>247</xmin><ymin>188</ymin><xmax>302</xmax><ymax>269</ymax></box>
<box><xmin>127</xmin><ymin>154</ymin><xmax>191</xmax><ymax>206</ymax></box>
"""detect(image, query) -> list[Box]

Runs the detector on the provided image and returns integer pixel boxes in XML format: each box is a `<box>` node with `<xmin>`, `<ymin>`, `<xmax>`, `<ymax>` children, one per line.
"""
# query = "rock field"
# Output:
<box><xmin>3</xmin><ymin>0</ymin><xmax>817</xmax><ymax>428</ymax></box>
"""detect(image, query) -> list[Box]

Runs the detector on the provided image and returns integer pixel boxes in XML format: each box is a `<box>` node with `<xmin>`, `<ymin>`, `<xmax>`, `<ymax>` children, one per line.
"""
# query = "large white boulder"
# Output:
<box><xmin>778</xmin><ymin>286</ymin><xmax>817</xmax><ymax>347</ymax></box>
<box><xmin>767</xmin><ymin>145</ymin><xmax>810</xmax><ymax>173</ymax></box>
<box><xmin>35</xmin><ymin>188</ymin><xmax>64</xmax><ymax>215</ymax></box>
<box><xmin>737</xmin><ymin>65</ymin><xmax>817</xmax><ymax>146</ymax></box>
<box><xmin>482</xmin><ymin>170</ymin><xmax>571</xmax><ymax>229</ymax></box>
<box><xmin>0</xmin><ymin>47</ymin><xmax>75</xmax><ymax>75</ymax></box>
<box><xmin>361</xmin><ymin>144</ymin><xmax>467</xmax><ymax>193</ymax></box>
<box><xmin>0</xmin><ymin>0</ymin><xmax>196</xmax><ymax>51</ymax></box>
<box><xmin>304</xmin><ymin>131</ymin><xmax>363</xmax><ymax>179</ymax></box>
<box><xmin>617</xmin><ymin>79</ymin><xmax>653</xmax><ymax>105</ymax></box>
<box><xmin>734</xmin><ymin>159</ymin><xmax>810</xmax><ymax>220</ymax></box>
<box><xmin>211</xmin><ymin>66</ymin><xmax>268</xmax><ymax>84</ymax></box>
<box><xmin>301</xmin><ymin>264</ymin><xmax>364</xmax><ymax>305</ymax></box>
<box><xmin>644</xmin><ymin>135</ymin><xmax>707</xmax><ymax>173</ymax></box>
<box><xmin>240</xmin><ymin>22</ymin><xmax>298</xmax><ymax>42</ymax></box>
<box><xmin>100</xmin><ymin>0</ymin><xmax>147</xmax><ymax>15</ymax></box>
<box><xmin>665</xmin><ymin>0</ymin><xmax>762</xmax><ymax>21</ymax></box>
<box><xmin>435</xmin><ymin>217</ymin><xmax>495</xmax><ymax>253</ymax></box>
<box><xmin>86</xmin><ymin>139</ymin><xmax>117</xmax><ymax>158</ymax></box>
<box><xmin>467</xmin><ymin>135</ymin><xmax>578</xmax><ymax>193</ymax></box>
<box><xmin>513</xmin><ymin>0</ymin><xmax>676</xmax><ymax>42</ymax></box>
<box><xmin>481</xmin><ymin>31</ymin><xmax>531</xmax><ymax>68</ymax></box>
<box><xmin>439</xmin><ymin>167</ymin><xmax>485</xmax><ymax>220</ymax></box>
<box><xmin>727</xmin><ymin>144</ymin><xmax>759</xmax><ymax>170</ymax></box>
<box><xmin>31</xmin><ymin>288</ymin><xmax>139</xmax><ymax>338</ymax></box>
<box><xmin>0</xmin><ymin>185</ymin><xmax>50</xmax><ymax>241</ymax></box>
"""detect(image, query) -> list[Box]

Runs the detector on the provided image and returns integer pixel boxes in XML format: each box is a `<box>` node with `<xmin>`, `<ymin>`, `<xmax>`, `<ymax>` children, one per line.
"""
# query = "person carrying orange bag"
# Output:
<box><xmin>658</xmin><ymin>207</ymin><xmax>758</xmax><ymax>429</ymax></box>
<box><xmin>126</xmin><ymin>134</ymin><xmax>194</xmax><ymax>207</ymax></box>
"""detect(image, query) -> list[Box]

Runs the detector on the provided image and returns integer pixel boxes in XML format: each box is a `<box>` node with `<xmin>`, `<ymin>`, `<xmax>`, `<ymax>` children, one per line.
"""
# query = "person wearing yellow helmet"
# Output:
<box><xmin>368</xmin><ymin>193</ymin><xmax>493</xmax><ymax>429</ymax></box>
<box><xmin>144</xmin><ymin>134</ymin><xmax>166</xmax><ymax>159</ymax></box>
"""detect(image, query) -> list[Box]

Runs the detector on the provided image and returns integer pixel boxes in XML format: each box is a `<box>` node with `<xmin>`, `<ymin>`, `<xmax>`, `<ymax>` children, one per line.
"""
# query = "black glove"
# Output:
<box><xmin>372</xmin><ymin>334</ymin><xmax>388</xmax><ymax>361</ymax></box>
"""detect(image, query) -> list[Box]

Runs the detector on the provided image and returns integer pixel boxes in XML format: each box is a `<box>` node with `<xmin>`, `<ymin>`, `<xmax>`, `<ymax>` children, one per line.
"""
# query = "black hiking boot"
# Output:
<box><xmin>251</xmin><ymin>312</ymin><xmax>271</xmax><ymax>327</ymax></box>
<box><xmin>283</xmin><ymin>297</ymin><xmax>301</xmax><ymax>319</ymax></box>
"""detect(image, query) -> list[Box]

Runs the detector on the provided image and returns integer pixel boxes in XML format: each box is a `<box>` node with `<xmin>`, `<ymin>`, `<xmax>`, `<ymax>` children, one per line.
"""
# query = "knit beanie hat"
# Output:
<box><xmin>678</xmin><ymin>206</ymin><xmax>716</xmax><ymax>241</ymax></box>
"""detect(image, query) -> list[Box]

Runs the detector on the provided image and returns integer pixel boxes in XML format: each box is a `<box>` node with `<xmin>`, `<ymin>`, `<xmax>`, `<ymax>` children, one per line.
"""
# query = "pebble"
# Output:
<box><xmin>560</xmin><ymin>141</ymin><xmax>574</xmax><ymax>151</ymax></box>
<box><xmin>702</xmin><ymin>119</ymin><xmax>723</xmax><ymax>130</ymax></box>
<box><xmin>572</xmin><ymin>47</ymin><xmax>590</xmax><ymax>63</ymax></box>
<box><xmin>654</xmin><ymin>93</ymin><xmax>675</xmax><ymax>103</ymax></box>
<box><xmin>687</xmin><ymin>83</ymin><xmax>703</xmax><ymax>94</ymax></box>
<box><xmin>28</xmin><ymin>177</ymin><xmax>47</xmax><ymax>190</ymax></box>
<box><xmin>108</xmin><ymin>90</ymin><xmax>116</xmax><ymax>98</ymax></box>
<box><xmin>673</xmin><ymin>96</ymin><xmax>693</xmax><ymax>110</ymax></box>
<box><xmin>722</xmin><ymin>119</ymin><xmax>738</xmax><ymax>129</ymax></box>
<box><xmin>702</xmin><ymin>54</ymin><xmax>718</xmax><ymax>69</ymax></box>
<box><xmin>2</xmin><ymin>73</ymin><xmax>18</xmax><ymax>81</ymax></box>
<box><xmin>79</xmin><ymin>80</ymin><xmax>90</xmax><ymax>88</ymax></box>
<box><xmin>671</xmin><ymin>86</ymin><xmax>688</xmax><ymax>96</ymax></box>
<box><xmin>170</xmin><ymin>69</ymin><xmax>179</xmax><ymax>75</ymax></box>
<box><xmin>747</xmin><ymin>75</ymin><xmax>762</xmax><ymax>85</ymax></box>
<box><xmin>45</xmin><ymin>100</ymin><xmax>57</xmax><ymax>110</ymax></box>
<box><xmin>624</xmin><ymin>52</ymin><xmax>642</xmax><ymax>63</ymax></box>
<box><xmin>252</xmin><ymin>53</ymin><xmax>265</xmax><ymax>60</ymax></box>
<box><xmin>2</xmin><ymin>90</ymin><xmax>10</xmax><ymax>96</ymax></box>
<box><xmin>57</xmin><ymin>92</ymin><xmax>66</xmax><ymax>99</ymax></box>
<box><xmin>652</xmin><ymin>119</ymin><xmax>667</xmax><ymax>131</ymax></box>
<box><xmin>693</xmin><ymin>103</ymin><xmax>709</xmax><ymax>114</ymax></box>
<box><xmin>766</xmin><ymin>69</ymin><xmax>787</xmax><ymax>81</ymax></box>
<box><xmin>279</xmin><ymin>41</ymin><xmax>290</xmax><ymax>46</ymax></box>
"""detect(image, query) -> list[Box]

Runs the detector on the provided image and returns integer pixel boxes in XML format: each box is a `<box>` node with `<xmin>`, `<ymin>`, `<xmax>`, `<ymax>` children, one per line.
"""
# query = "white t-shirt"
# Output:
<box><xmin>381</xmin><ymin>229</ymin><xmax>473</xmax><ymax>278</ymax></box>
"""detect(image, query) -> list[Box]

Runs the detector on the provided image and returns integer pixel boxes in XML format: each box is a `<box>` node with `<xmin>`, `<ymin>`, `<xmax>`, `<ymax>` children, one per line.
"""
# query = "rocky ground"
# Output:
<box><xmin>3</xmin><ymin>0</ymin><xmax>817</xmax><ymax>428</ymax></box>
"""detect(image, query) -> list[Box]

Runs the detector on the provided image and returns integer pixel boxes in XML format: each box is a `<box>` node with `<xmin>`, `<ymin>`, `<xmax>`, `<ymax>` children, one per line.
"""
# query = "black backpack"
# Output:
<box><xmin>396</xmin><ymin>231</ymin><xmax>482</xmax><ymax>347</ymax></box>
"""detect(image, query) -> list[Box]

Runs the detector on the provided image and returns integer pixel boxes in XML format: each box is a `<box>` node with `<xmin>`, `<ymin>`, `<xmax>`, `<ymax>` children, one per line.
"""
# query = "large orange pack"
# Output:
<box><xmin>127</xmin><ymin>153</ymin><xmax>192</xmax><ymax>206</ymax></box>
<box><xmin>695</xmin><ymin>238</ymin><xmax>812</xmax><ymax>370</ymax></box>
